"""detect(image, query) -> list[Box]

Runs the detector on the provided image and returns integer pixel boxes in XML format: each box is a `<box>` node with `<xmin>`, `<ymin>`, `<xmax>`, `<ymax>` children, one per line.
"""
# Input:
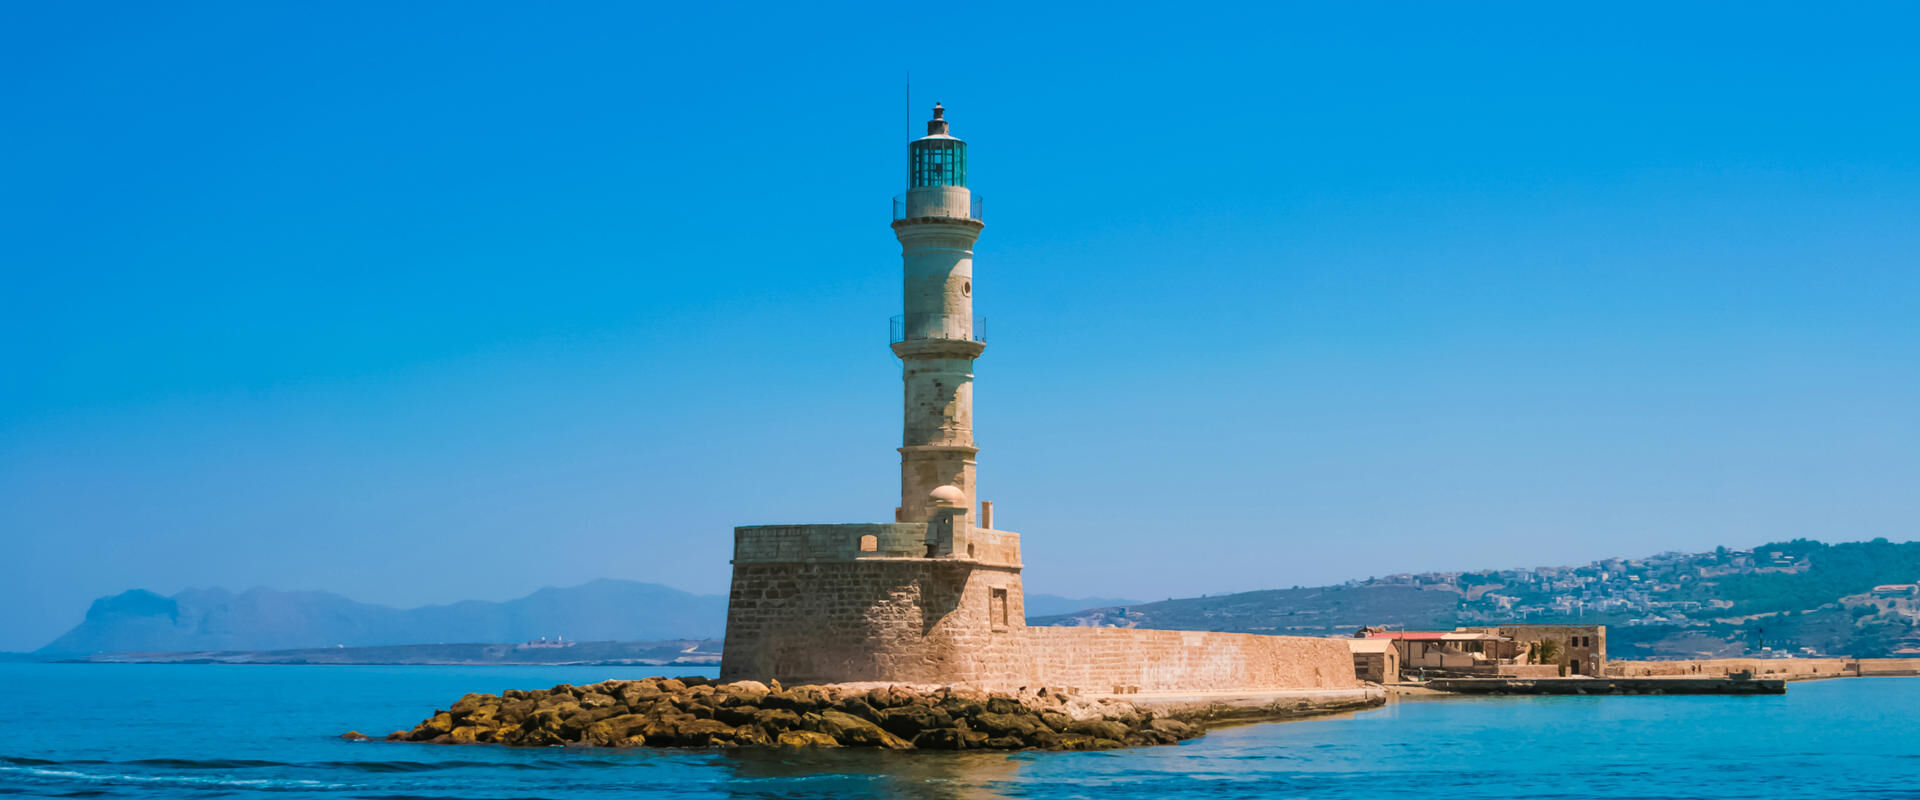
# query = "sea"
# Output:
<box><xmin>1</xmin><ymin>663</ymin><xmax>1914</xmax><ymax>799</ymax></box>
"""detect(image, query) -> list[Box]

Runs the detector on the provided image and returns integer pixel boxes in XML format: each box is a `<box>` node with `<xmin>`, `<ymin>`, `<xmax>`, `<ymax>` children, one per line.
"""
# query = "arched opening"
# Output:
<box><xmin>858</xmin><ymin>534</ymin><xmax>877</xmax><ymax>552</ymax></box>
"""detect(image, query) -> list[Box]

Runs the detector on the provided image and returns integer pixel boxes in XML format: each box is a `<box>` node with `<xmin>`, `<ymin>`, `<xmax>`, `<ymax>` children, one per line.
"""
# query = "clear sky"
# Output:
<box><xmin>3</xmin><ymin>2</ymin><xmax>1917</xmax><ymax>651</ymax></box>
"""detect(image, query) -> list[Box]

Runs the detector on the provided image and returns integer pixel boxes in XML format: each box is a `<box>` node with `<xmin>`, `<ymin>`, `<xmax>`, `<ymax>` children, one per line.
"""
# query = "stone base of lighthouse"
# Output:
<box><xmin>719</xmin><ymin>523</ymin><xmax>1360</xmax><ymax>693</ymax></box>
<box><xmin>719</xmin><ymin>523</ymin><xmax>1027</xmax><ymax>686</ymax></box>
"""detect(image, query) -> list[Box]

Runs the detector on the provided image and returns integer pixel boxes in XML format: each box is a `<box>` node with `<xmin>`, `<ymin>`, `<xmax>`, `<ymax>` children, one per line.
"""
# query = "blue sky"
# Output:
<box><xmin>3</xmin><ymin>2</ymin><xmax>1917</xmax><ymax>651</ymax></box>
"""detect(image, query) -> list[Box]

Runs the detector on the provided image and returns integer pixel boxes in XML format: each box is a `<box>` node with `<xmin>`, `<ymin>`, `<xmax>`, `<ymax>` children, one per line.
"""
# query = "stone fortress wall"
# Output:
<box><xmin>721</xmin><ymin>524</ymin><xmax>1360</xmax><ymax>693</ymax></box>
<box><xmin>1023</xmin><ymin>627</ymin><xmax>1358</xmax><ymax>694</ymax></box>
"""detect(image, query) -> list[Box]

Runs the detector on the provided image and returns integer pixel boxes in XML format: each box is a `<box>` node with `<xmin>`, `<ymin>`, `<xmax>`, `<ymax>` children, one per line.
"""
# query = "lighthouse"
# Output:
<box><xmin>891</xmin><ymin>103</ymin><xmax>986</xmax><ymax>556</ymax></box>
<box><xmin>717</xmin><ymin>103</ymin><xmax>1368</xmax><ymax>695</ymax></box>
<box><xmin>721</xmin><ymin>103</ymin><xmax>1027</xmax><ymax>686</ymax></box>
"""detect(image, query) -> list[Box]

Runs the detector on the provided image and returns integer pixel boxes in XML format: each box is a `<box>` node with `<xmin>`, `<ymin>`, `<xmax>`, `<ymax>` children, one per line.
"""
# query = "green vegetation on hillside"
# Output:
<box><xmin>1675</xmin><ymin>539</ymin><xmax>1920</xmax><ymax>615</ymax></box>
<box><xmin>1033</xmin><ymin>539</ymin><xmax>1920</xmax><ymax>658</ymax></box>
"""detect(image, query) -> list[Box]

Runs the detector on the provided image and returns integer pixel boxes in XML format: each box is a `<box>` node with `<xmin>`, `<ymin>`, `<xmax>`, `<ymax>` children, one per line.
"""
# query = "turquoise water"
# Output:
<box><xmin>1</xmin><ymin>663</ymin><xmax>1915</xmax><ymax>798</ymax></box>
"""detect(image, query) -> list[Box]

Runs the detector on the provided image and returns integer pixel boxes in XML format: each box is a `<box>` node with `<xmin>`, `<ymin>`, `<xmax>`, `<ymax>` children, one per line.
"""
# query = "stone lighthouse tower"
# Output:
<box><xmin>717</xmin><ymin>104</ymin><xmax>1364</xmax><ymax>694</ymax></box>
<box><xmin>892</xmin><ymin>102</ymin><xmax>985</xmax><ymax>556</ymax></box>
<box><xmin>715</xmin><ymin>104</ymin><xmax>1369</xmax><ymax>694</ymax></box>
<box><xmin>721</xmin><ymin>104</ymin><xmax>1025</xmax><ymax>686</ymax></box>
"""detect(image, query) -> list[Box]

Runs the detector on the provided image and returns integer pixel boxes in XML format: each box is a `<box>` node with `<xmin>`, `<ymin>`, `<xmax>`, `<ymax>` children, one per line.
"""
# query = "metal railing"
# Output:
<box><xmin>892</xmin><ymin>193</ymin><xmax>984</xmax><ymax>222</ymax></box>
<box><xmin>891</xmin><ymin>313</ymin><xmax>986</xmax><ymax>344</ymax></box>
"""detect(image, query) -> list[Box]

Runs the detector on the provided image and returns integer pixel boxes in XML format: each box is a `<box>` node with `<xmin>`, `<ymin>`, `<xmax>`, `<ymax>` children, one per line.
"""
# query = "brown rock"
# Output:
<box><xmin>731</xmin><ymin>724</ymin><xmax>772</xmax><ymax>746</ymax></box>
<box><xmin>340</xmin><ymin>731</ymin><xmax>371</xmax><ymax>742</ymax></box>
<box><xmin>877</xmin><ymin>705</ymin><xmax>951</xmax><ymax>738</ymax></box>
<box><xmin>984</xmin><ymin>696</ymin><xmax>1024</xmax><ymax>715</ymax></box>
<box><xmin>912</xmin><ymin>727</ymin><xmax>966</xmax><ymax>750</ymax></box>
<box><xmin>567</xmin><ymin>706</ymin><xmax>620</xmax><ymax>728</ymax></box>
<box><xmin>517</xmin><ymin>727</ymin><xmax>564</xmax><ymax>747</ymax></box>
<box><xmin>939</xmin><ymin>694</ymin><xmax>985</xmax><ymax>718</ymax></box>
<box><xmin>864</xmin><ymin>686</ymin><xmax>908</xmax><ymax>709</ymax></box>
<box><xmin>617</xmin><ymin>682</ymin><xmax>663</xmax><ymax>706</ymax></box>
<box><xmin>972</xmin><ymin>712</ymin><xmax>1045</xmax><ymax>739</ymax></box>
<box><xmin>638</xmin><ymin>699</ymin><xmax>679</xmax><ymax>718</ymax></box>
<box><xmin>1148</xmin><ymin>718</ymin><xmax>1196</xmax><ymax>739</ymax></box>
<box><xmin>752</xmin><ymin>708</ymin><xmax>802</xmax><ymax>730</ymax></box>
<box><xmin>1067</xmin><ymin>719</ymin><xmax>1130</xmax><ymax>741</ymax></box>
<box><xmin>835</xmin><ymin>697</ymin><xmax>880</xmax><ymax>719</ymax></box>
<box><xmin>815</xmin><ymin>710</ymin><xmax>911</xmax><ymax>749</ymax></box>
<box><xmin>713</xmin><ymin>705</ymin><xmax>760</xmax><ymax>726</ymax></box>
<box><xmin>450</xmin><ymin>693</ymin><xmax>496</xmax><ymax>716</ymax></box>
<box><xmin>673</xmin><ymin>718</ymin><xmax>738</xmax><ymax>746</ymax></box>
<box><xmin>1137</xmin><ymin>729</ymin><xmax>1178</xmax><ymax>745</ymax></box>
<box><xmin>776</xmin><ymin>730</ymin><xmax>840</xmax><ymax>748</ymax></box>
<box><xmin>717</xmin><ymin>680</ymin><xmax>769</xmax><ymax>707</ymax></box>
<box><xmin>499</xmin><ymin>699</ymin><xmax>535</xmax><ymax>722</ymax></box>
<box><xmin>418</xmin><ymin>711</ymin><xmax>454</xmax><ymax>739</ymax></box>
<box><xmin>639</xmin><ymin>716</ymin><xmax>683</xmax><ymax>747</ymax></box>
<box><xmin>529</xmin><ymin>704</ymin><xmax>578</xmax><ymax>734</ymax></box>
<box><xmin>583</xmin><ymin>714</ymin><xmax>650</xmax><ymax>746</ymax></box>
<box><xmin>765</xmin><ymin>686</ymin><xmax>832</xmax><ymax>710</ymax></box>
<box><xmin>950</xmin><ymin>720</ymin><xmax>990</xmax><ymax>748</ymax></box>
<box><xmin>1026</xmin><ymin>729</ymin><xmax>1062</xmax><ymax>749</ymax></box>
<box><xmin>1039</xmin><ymin>711</ymin><xmax>1072</xmax><ymax>732</ymax></box>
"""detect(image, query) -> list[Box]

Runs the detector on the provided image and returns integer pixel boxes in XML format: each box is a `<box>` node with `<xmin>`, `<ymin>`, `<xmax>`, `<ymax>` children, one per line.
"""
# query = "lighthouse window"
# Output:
<box><xmin>910</xmin><ymin>139</ymin><xmax>967</xmax><ymax>188</ymax></box>
<box><xmin>963</xmin><ymin>281</ymin><xmax>971</xmax><ymax>296</ymax></box>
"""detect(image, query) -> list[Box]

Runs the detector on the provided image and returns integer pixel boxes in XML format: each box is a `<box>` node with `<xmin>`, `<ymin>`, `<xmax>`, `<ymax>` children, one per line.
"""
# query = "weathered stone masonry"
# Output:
<box><xmin>719</xmin><ymin>106</ymin><xmax>1357</xmax><ymax>694</ymax></box>
<box><xmin>721</xmin><ymin>524</ymin><xmax>1355</xmax><ymax>692</ymax></box>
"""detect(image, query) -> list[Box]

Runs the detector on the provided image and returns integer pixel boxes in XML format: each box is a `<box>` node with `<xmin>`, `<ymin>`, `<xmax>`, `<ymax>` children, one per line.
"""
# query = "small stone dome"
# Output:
<box><xmin>928</xmin><ymin>484</ymin><xmax>967</xmax><ymax>507</ymax></box>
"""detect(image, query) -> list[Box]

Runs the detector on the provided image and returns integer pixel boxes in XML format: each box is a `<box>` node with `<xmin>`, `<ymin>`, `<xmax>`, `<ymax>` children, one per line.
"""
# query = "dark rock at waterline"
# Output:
<box><xmin>377</xmin><ymin>677</ymin><xmax>1201</xmax><ymax>751</ymax></box>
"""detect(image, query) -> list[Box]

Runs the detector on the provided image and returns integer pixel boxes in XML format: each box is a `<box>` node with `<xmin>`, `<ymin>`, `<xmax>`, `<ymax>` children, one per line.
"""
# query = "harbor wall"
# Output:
<box><xmin>1023</xmin><ymin>627</ymin><xmax>1359</xmax><ymax>694</ymax></box>
<box><xmin>1605</xmin><ymin>658</ymin><xmax>1920</xmax><ymax>680</ymax></box>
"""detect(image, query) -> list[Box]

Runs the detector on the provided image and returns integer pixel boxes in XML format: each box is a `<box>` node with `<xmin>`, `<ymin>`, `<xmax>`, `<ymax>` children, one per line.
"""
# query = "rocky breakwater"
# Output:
<box><xmin>379</xmin><ymin>676</ymin><xmax>1199</xmax><ymax>751</ymax></box>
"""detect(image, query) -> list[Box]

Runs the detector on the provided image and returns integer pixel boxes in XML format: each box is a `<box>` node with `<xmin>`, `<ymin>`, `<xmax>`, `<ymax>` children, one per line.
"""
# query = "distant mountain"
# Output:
<box><xmin>1022</xmin><ymin>594</ymin><xmax>1144</xmax><ymax>619</ymax></box>
<box><xmin>1033</xmin><ymin>539</ymin><xmax>1920</xmax><ymax>659</ymax></box>
<box><xmin>76</xmin><ymin>639</ymin><xmax>724</xmax><ymax>667</ymax></box>
<box><xmin>38</xmin><ymin>580</ymin><xmax>726</xmax><ymax>656</ymax></box>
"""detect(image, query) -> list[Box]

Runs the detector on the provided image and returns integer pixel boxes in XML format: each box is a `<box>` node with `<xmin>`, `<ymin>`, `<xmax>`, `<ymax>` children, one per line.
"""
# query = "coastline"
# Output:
<box><xmin>1107</xmin><ymin>686</ymin><xmax>1387</xmax><ymax>728</ymax></box>
<box><xmin>375</xmin><ymin>678</ymin><xmax>1386</xmax><ymax>751</ymax></box>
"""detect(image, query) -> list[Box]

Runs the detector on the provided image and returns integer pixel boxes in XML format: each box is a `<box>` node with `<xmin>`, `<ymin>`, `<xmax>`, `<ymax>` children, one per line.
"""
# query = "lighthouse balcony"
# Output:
<box><xmin>892</xmin><ymin>192</ymin><xmax>983</xmax><ymax>223</ymax></box>
<box><xmin>891</xmin><ymin>313</ymin><xmax>986</xmax><ymax>345</ymax></box>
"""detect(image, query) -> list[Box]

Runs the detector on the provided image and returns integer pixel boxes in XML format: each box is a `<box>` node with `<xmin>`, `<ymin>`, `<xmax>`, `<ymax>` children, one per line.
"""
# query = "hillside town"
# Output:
<box><xmin>1359</xmin><ymin>546</ymin><xmax>1801</xmax><ymax>627</ymax></box>
<box><xmin>1351</xmin><ymin>542</ymin><xmax>1920</xmax><ymax>657</ymax></box>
